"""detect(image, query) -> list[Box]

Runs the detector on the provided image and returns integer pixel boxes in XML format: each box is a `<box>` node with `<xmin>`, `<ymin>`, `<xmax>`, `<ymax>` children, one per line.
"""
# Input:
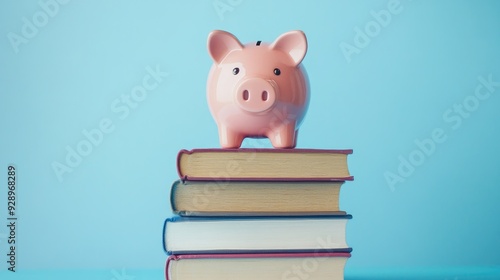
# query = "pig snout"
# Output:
<box><xmin>235</xmin><ymin>78</ymin><xmax>277</xmax><ymax>113</ymax></box>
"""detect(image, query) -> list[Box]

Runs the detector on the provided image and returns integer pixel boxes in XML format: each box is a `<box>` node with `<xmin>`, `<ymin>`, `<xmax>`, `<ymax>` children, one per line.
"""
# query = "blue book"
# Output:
<box><xmin>162</xmin><ymin>215</ymin><xmax>352</xmax><ymax>255</ymax></box>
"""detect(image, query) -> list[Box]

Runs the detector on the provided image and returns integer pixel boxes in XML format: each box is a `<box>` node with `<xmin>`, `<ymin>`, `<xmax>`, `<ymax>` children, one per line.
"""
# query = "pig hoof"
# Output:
<box><xmin>219</xmin><ymin>128</ymin><xmax>244</xmax><ymax>148</ymax></box>
<box><xmin>269</xmin><ymin>133</ymin><xmax>297</xmax><ymax>148</ymax></box>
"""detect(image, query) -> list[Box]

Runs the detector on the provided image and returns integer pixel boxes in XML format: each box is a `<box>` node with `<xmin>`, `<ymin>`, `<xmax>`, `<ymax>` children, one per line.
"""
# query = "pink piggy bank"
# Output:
<box><xmin>206</xmin><ymin>30</ymin><xmax>310</xmax><ymax>149</ymax></box>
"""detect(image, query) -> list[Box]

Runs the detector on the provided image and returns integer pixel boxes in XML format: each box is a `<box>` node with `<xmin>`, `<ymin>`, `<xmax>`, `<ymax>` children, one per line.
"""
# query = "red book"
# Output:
<box><xmin>177</xmin><ymin>148</ymin><xmax>353</xmax><ymax>181</ymax></box>
<box><xmin>166</xmin><ymin>252</ymin><xmax>351</xmax><ymax>280</ymax></box>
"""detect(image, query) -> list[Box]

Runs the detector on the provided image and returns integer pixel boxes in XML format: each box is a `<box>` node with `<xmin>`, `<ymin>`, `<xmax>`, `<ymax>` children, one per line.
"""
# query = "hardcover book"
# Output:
<box><xmin>162</xmin><ymin>216</ymin><xmax>352</xmax><ymax>255</ymax></box>
<box><xmin>170</xmin><ymin>179</ymin><xmax>346</xmax><ymax>216</ymax></box>
<box><xmin>166</xmin><ymin>252</ymin><xmax>351</xmax><ymax>280</ymax></box>
<box><xmin>177</xmin><ymin>148</ymin><xmax>353</xmax><ymax>181</ymax></box>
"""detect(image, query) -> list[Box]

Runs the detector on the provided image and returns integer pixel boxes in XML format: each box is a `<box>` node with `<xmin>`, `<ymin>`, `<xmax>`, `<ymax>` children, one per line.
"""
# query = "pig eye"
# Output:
<box><xmin>273</xmin><ymin>68</ymin><xmax>281</xmax><ymax>76</ymax></box>
<box><xmin>232</xmin><ymin>67</ymin><xmax>240</xmax><ymax>75</ymax></box>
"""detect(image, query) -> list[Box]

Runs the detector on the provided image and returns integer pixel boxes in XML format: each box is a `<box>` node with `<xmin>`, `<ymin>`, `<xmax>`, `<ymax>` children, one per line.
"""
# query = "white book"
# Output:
<box><xmin>162</xmin><ymin>216</ymin><xmax>351</xmax><ymax>254</ymax></box>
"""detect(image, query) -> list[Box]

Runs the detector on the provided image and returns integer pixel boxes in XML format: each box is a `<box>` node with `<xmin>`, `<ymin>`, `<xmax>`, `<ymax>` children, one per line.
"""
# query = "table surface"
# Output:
<box><xmin>1</xmin><ymin>267</ymin><xmax>499</xmax><ymax>280</ymax></box>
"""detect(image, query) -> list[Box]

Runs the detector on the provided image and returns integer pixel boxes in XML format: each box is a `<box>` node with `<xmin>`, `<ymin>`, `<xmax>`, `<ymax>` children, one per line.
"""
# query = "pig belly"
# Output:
<box><xmin>215</xmin><ymin>103</ymin><xmax>302</xmax><ymax>132</ymax></box>
<box><xmin>213</xmin><ymin>103</ymin><xmax>304</xmax><ymax>148</ymax></box>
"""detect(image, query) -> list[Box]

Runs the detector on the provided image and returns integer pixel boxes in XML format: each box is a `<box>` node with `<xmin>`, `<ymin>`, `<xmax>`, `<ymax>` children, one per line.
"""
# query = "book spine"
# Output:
<box><xmin>176</xmin><ymin>149</ymin><xmax>188</xmax><ymax>179</ymax></box>
<box><xmin>169</xmin><ymin>180</ymin><xmax>181</xmax><ymax>213</ymax></box>
<box><xmin>165</xmin><ymin>255</ymin><xmax>177</xmax><ymax>280</ymax></box>
<box><xmin>162</xmin><ymin>218</ymin><xmax>168</xmax><ymax>255</ymax></box>
<box><xmin>162</xmin><ymin>217</ymin><xmax>181</xmax><ymax>255</ymax></box>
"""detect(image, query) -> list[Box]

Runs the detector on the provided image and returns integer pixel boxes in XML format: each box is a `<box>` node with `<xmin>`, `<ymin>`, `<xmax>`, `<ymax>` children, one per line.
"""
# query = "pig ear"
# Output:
<box><xmin>270</xmin><ymin>30</ymin><xmax>307</xmax><ymax>66</ymax></box>
<box><xmin>208</xmin><ymin>30</ymin><xmax>244</xmax><ymax>63</ymax></box>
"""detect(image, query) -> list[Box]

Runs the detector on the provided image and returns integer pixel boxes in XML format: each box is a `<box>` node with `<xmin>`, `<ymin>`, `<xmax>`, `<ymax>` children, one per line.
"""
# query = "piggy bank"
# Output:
<box><xmin>207</xmin><ymin>30</ymin><xmax>310</xmax><ymax>149</ymax></box>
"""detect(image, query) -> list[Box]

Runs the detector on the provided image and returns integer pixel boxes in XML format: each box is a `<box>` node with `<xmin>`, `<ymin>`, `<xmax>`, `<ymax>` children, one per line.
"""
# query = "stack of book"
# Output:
<box><xmin>162</xmin><ymin>148</ymin><xmax>353</xmax><ymax>280</ymax></box>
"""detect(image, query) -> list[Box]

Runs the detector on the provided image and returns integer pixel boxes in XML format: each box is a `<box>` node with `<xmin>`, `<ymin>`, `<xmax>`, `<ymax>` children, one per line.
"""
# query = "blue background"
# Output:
<box><xmin>1</xmin><ymin>0</ymin><xmax>499</xmax><ymax>279</ymax></box>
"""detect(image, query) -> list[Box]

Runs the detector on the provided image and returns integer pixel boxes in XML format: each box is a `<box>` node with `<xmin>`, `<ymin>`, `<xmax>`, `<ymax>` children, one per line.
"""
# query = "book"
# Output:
<box><xmin>176</xmin><ymin>148</ymin><xmax>353</xmax><ymax>181</ymax></box>
<box><xmin>162</xmin><ymin>216</ymin><xmax>352</xmax><ymax>255</ymax></box>
<box><xmin>170</xmin><ymin>179</ymin><xmax>346</xmax><ymax>216</ymax></box>
<box><xmin>165</xmin><ymin>252</ymin><xmax>351</xmax><ymax>280</ymax></box>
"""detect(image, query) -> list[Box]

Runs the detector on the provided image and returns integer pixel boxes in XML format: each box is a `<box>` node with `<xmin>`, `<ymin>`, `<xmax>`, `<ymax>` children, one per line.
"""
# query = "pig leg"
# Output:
<box><xmin>218</xmin><ymin>125</ymin><xmax>244</xmax><ymax>148</ymax></box>
<box><xmin>268</xmin><ymin>122</ymin><xmax>297</xmax><ymax>148</ymax></box>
